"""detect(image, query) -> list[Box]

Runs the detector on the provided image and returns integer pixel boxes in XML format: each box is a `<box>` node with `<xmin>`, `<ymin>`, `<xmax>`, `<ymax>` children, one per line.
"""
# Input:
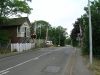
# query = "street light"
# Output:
<box><xmin>88</xmin><ymin>0</ymin><xmax>93</xmax><ymax>64</ymax></box>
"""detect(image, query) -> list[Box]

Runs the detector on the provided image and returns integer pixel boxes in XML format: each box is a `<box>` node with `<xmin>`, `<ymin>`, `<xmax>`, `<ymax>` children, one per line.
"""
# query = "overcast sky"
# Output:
<box><xmin>28</xmin><ymin>0</ymin><xmax>88</xmax><ymax>35</ymax></box>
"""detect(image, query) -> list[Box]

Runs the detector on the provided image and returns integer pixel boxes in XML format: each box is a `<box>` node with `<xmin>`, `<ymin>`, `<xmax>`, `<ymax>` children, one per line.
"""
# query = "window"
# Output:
<box><xmin>17</xmin><ymin>26</ymin><xmax>20</xmax><ymax>32</ymax></box>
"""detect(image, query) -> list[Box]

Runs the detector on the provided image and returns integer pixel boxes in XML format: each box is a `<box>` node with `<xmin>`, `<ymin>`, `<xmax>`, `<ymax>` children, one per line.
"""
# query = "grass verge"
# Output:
<box><xmin>0</xmin><ymin>48</ymin><xmax>40</xmax><ymax>59</ymax></box>
<box><xmin>83</xmin><ymin>55</ymin><xmax>100</xmax><ymax>75</ymax></box>
<box><xmin>90</xmin><ymin>58</ymin><xmax>100</xmax><ymax>75</ymax></box>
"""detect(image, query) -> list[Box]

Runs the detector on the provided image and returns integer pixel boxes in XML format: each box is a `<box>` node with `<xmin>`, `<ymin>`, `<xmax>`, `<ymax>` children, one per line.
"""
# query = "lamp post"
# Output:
<box><xmin>88</xmin><ymin>0</ymin><xmax>93</xmax><ymax>64</ymax></box>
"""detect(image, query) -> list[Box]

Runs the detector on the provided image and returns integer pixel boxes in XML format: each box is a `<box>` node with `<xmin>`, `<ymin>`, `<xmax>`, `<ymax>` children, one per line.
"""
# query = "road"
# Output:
<box><xmin>0</xmin><ymin>46</ymin><xmax>92</xmax><ymax>75</ymax></box>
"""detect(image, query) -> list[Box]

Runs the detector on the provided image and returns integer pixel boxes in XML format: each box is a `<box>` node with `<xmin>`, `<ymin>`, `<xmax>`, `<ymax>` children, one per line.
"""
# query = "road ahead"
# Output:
<box><xmin>0</xmin><ymin>47</ymin><xmax>92</xmax><ymax>75</ymax></box>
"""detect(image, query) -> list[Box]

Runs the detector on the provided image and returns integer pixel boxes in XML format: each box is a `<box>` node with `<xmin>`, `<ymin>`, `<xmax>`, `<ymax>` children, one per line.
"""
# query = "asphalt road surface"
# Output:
<box><xmin>0</xmin><ymin>46</ymin><xmax>93</xmax><ymax>75</ymax></box>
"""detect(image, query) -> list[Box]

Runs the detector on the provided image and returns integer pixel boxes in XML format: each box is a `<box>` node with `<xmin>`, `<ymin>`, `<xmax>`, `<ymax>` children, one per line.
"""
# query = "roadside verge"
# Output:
<box><xmin>0</xmin><ymin>48</ymin><xmax>40</xmax><ymax>59</ymax></box>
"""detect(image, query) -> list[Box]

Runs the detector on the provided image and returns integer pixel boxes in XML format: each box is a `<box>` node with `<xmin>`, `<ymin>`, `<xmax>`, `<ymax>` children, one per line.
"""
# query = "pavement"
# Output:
<box><xmin>0</xmin><ymin>46</ymin><xmax>93</xmax><ymax>75</ymax></box>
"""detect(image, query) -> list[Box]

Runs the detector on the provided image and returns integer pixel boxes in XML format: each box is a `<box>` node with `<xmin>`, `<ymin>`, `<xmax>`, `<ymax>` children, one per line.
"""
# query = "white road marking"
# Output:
<box><xmin>0</xmin><ymin>71</ymin><xmax>9</xmax><ymax>75</ymax></box>
<box><xmin>34</xmin><ymin>57</ymin><xmax>39</xmax><ymax>60</ymax></box>
<box><xmin>0</xmin><ymin>52</ymin><xmax>51</xmax><ymax>74</ymax></box>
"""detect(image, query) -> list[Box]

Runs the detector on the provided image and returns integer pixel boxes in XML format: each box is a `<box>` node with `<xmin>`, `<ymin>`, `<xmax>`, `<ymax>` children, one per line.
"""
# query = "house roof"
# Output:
<box><xmin>0</xmin><ymin>17</ymin><xmax>31</xmax><ymax>27</ymax></box>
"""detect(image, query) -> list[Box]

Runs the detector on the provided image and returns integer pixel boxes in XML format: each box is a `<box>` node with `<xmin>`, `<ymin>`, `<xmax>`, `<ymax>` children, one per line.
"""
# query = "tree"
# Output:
<box><xmin>70</xmin><ymin>20</ymin><xmax>80</xmax><ymax>47</ymax></box>
<box><xmin>65</xmin><ymin>37</ymin><xmax>71</xmax><ymax>45</ymax></box>
<box><xmin>0</xmin><ymin>30</ymin><xmax>9</xmax><ymax>44</ymax></box>
<box><xmin>57</xmin><ymin>26</ymin><xmax>67</xmax><ymax>46</ymax></box>
<box><xmin>48</xmin><ymin>26</ymin><xmax>67</xmax><ymax>46</ymax></box>
<box><xmin>31</xmin><ymin>21</ymin><xmax>68</xmax><ymax>46</ymax></box>
<box><xmin>31</xmin><ymin>20</ymin><xmax>51</xmax><ymax>39</ymax></box>
<box><xmin>83</xmin><ymin>0</ymin><xmax>100</xmax><ymax>55</ymax></box>
<box><xmin>0</xmin><ymin>0</ymin><xmax>32</xmax><ymax>22</ymax></box>
<box><xmin>71</xmin><ymin>0</ymin><xmax>100</xmax><ymax>56</ymax></box>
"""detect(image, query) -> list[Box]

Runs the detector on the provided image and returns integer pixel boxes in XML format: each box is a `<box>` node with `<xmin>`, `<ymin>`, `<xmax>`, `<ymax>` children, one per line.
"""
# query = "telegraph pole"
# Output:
<box><xmin>59</xmin><ymin>28</ymin><xmax>61</xmax><ymax>46</ymax></box>
<box><xmin>45</xmin><ymin>25</ymin><xmax>48</xmax><ymax>43</ymax></box>
<box><xmin>59</xmin><ymin>34</ymin><xmax>60</xmax><ymax>46</ymax></box>
<box><xmin>59</xmin><ymin>27</ymin><xmax>61</xmax><ymax>46</ymax></box>
<box><xmin>39</xmin><ymin>24</ymin><xmax>41</xmax><ymax>48</ymax></box>
<box><xmin>88</xmin><ymin>0</ymin><xmax>93</xmax><ymax>64</ymax></box>
<box><xmin>34</xmin><ymin>20</ymin><xmax>37</xmax><ymax>48</ymax></box>
<box><xmin>34</xmin><ymin>20</ymin><xmax>37</xmax><ymax>34</ymax></box>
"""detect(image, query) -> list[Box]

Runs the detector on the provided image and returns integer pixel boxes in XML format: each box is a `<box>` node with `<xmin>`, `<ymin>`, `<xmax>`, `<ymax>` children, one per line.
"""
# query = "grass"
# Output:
<box><xmin>90</xmin><ymin>58</ymin><xmax>100</xmax><ymax>75</ymax></box>
<box><xmin>0</xmin><ymin>48</ymin><xmax>40</xmax><ymax>59</ymax></box>
<box><xmin>0</xmin><ymin>49</ymin><xmax>11</xmax><ymax>54</ymax></box>
<box><xmin>82</xmin><ymin>55</ymin><xmax>100</xmax><ymax>75</ymax></box>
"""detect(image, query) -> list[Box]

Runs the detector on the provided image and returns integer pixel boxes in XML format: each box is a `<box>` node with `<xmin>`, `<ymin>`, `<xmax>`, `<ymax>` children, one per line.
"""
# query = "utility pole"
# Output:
<box><xmin>59</xmin><ymin>27</ymin><xmax>61</xmax><ymax>46</ymax></box>
<box><xmin>59</xmin><ymin>34</ymin><xmax>60</xmax><ymax>46</ymax></box>
<box><xmin>34</xmin><ymin>20</ymin><xmax>37</xmax><ymax>34</ymax></box>
<box><xmin>34</xmin><ymin>20</ymin><xmax>37</xmax><ymax>48</ymax></box>
<box><xmin>79</xmin><ymin>25</ymin><xmax>82</xmax><ymax>47</ymax></box>
<box><xmin>39</xmin><ymin>24</ymin><xmax>41</xmax><ymax>48</ymax></box>
<box><xmin>45</xmin><ymin>25</ymin><xmax>48</xmax><ymax>43</ymax></box>
<box><xmin>88</xmin><ymin>0</ymin><xmax>93</xmax><ymax>64</ymax></box>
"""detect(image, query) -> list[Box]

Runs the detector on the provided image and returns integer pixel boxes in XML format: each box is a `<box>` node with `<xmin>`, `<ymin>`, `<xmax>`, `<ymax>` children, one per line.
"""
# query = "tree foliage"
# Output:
<box><xmin>65</xmin><ymin>37</ymin><xmax>71</xmax><ymax>45</ymax></box>
<box><xmin>31</xmin><ymin>20</ymin><xmax>67</xmax><ymax>46</ymax></box>
<box><xmin>70</xmin><ymin>20</ymin><xmax>80</xmax><ymax>46</ymax></box>
<box><xmin>31</xmin><ymin>20</ymin><xmax>51</xmax><ymax>39</ymax></box>
<box><xmin>71</xmin><ymin>0</ymin><xmax>100</xmax><ymax>55</ymax></box>
<box><xmin>0</xmin><ymin>30</ymin><xmax>9</xmax><ymax>44</ymax></box>
<box><xmin>50</xmin><ymin>26</ymin><xmax>67</xmax><ymax>46</ymax></box>
<box><xmin>0</xmin><ymin>0</ymin><xmax>32</xmax><ymax>19</ymax></box>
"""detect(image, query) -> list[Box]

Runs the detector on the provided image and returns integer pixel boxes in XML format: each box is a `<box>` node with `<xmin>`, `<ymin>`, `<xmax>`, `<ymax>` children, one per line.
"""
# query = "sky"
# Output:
<box><xmin>28</xmin><ymin>0</ymin><xmax>88</xmax><ymax>35</ymax></box>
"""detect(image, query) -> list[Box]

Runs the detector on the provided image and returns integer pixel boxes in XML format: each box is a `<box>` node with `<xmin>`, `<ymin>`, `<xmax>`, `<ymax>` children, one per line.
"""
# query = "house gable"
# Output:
<box><xmin>21</xmin><ymin>22</ymin><xmax>30</xmax><ymax>28</ymax></box>
<box><xmin>17</xmin><ymin>21</ymin><xmax>30</xmax><ymax>37</ymax></box>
